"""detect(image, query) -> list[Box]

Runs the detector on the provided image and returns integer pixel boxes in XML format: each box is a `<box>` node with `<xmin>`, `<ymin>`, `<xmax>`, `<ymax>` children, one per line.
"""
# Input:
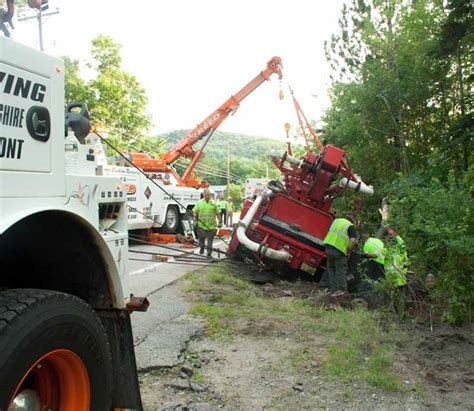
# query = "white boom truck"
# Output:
<box><xmin>101</xmin><ymin>159</ymin><xmax>202</xmax><ymax>234</ymax></box>
<box><xmin>0</xmin><ymin>36</ymin><xmax>144</xmax><ymax>409</ymax></box>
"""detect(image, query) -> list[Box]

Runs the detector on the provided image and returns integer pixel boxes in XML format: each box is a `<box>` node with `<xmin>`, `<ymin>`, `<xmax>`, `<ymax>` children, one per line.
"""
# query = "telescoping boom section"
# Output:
<box><xmin>131</xmin><ymin>57</ymin><xmax>283</xmax><ymax>188</ymax></box>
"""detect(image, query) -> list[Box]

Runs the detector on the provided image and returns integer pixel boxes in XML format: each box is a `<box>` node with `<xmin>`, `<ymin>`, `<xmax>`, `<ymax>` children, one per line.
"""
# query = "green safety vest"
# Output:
<box><xmin>363</xmin><ymin>237</ymin><xmax>385</xmax><ymax>265</ymax></box>
<box><xmin>323</xmin><ymin>218</ymin><xmax>354</xmax><ymax>256</ymax></box>
<box><xmin>384</xmin><ymin>235</ymin><xmax>408</xmax><ymax>287</ymax></box>
<box><xmin>218</xmin><ymin>200</ymin><xmax>227</xmax><ymax>211</ymax></box>
<box><xmin>194</xmin><ymin>199</ymin><xmax>219</xmax><ymax>230</ymax></box>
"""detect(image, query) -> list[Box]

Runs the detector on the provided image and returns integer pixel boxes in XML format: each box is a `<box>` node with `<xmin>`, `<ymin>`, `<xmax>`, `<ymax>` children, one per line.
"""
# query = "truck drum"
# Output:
<box><xmin>0</xmin><ymin>289</ymin><xmax>112</xmax><ymax>410</ymax></box>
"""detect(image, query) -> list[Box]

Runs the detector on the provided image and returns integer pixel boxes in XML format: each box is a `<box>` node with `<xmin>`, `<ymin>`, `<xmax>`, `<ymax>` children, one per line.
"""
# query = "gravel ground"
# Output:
<box><xmin>138</xmin><ymin>281</ymin><xmax>474</xmax><ymax>411</ymax></box>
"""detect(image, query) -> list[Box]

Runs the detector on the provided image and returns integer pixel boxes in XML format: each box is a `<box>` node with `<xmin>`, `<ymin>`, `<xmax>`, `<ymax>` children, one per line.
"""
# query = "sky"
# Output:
<box><xmin>12</xmin><ymin>0</ymin><xmax>345</xmax><ymax>141</ymax></box>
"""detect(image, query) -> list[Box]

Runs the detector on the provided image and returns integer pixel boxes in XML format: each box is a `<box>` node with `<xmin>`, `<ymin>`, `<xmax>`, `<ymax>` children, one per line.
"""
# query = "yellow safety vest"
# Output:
<box><xmin>323</xmin><ymin>218</ymin><xmax>354</xmax><ymax>256</ymax></box>
<box><xmin>363</xmin><ymin>237</ymin><xmax>385</xmax><ymax>265</ymax></box>
<box><xmin>384</xmin><ymin>236</ymin><xmax>408</xmax><ymax>287</ymax></box>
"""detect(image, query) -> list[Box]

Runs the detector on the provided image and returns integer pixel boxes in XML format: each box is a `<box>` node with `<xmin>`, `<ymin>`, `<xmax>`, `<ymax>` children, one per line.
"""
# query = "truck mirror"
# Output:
<box><xmin>64</xmin><ymin>102</ymin><xmax>91</xmax><ymax>142</ymax></box>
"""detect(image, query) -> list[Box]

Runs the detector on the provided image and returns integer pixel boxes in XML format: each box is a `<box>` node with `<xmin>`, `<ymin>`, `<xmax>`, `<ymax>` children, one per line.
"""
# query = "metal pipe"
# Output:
<box><xmin>268</xmin><ymin>149</ymin><xmax>300</xmax><ymax>167</ymax></box>
<box><xmin>236</xmin><ymin>194</ymin><xmax>292</xmax><ymax>262</ymax></box>
<box><xmin>339</xmin><ymin>177</ymin><xmax>374</xmax><ymax>195</ymax></box>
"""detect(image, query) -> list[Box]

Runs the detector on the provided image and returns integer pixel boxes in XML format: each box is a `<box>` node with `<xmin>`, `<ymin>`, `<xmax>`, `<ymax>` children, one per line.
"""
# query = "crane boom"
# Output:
<box><xmin>131</xmin><ymin>57</ymin><xmax>283</xmax><ymax>187</ymax></box>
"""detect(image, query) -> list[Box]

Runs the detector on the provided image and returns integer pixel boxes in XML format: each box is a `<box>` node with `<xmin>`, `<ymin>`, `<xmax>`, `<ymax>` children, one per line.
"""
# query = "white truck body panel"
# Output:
<box><xmin>103</xmin><ymin>164</ymin><xmax>202</xmax><ymax>230</ymax></box>
<box><xmin>0</xmin><ymin>36</ymin><xmax>129</xmax><ymax>307</ymax></box>
<box><xmin>0</xmin><ymin>37</ymin><xmax>65</xmax><ymax>197</ymax></box>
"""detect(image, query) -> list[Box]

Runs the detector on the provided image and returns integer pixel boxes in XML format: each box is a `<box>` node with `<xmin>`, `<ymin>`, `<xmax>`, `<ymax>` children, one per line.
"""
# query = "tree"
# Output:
<box><xmin>63</xmin><ymin>35</ymin><xmax>160</xmax><ymax>155</ymax></box>
<box><xmin>432</xmin><ymin>0</ymin><xmax>473</xmax><ymax>174</ymax></box>
<box><xmin>323</xmin><ymin>0</ymin><xmax>466</xmax><ymax>183</ymax></box>
<box><xmin>324</xmin><ymin>0</ymin><xmax>474</xmax><ymax>323</ymax></box>
<box><xmin>63</xmin><ymin>56</ymin><xmax>91</xmax><ymax>106</ymax></box>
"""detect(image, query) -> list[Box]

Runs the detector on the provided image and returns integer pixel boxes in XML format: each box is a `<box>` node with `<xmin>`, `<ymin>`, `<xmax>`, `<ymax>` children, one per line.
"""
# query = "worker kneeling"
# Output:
<box><xmin>361</xmin><ymin>234</ymin><xmax>385</xmax><ymax>282</ymax></box>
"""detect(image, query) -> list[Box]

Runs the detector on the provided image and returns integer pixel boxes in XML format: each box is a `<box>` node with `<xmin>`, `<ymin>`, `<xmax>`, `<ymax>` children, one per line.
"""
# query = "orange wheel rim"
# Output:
<box><xmin>9</xmin><ymin>349</ymin><xmax>90</xmax><ymax>410</ymax></box>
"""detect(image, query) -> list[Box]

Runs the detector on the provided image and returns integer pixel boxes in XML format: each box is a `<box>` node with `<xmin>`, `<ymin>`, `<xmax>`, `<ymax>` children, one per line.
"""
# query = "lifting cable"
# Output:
<box><xmin>128</xmin><ymin>235</ymin><xmax>258</xmax><ymax>268</ymax></box>
<box><xmin>130</xmin><ymin>257</ymin><xmax>262</xmax><ymax>271</ymax></box>
<box><xmin>126</xmin><ymin>205</ymin><xmax>231</xmax><ymax>257</ymax></box>
<box><xmin>94</xmin><ymin>130</ymin><xmax>232</xmax><ymax>247</ymax></box>
<box><xmin>126</xmin><ymin>199</ymin><xmax>253</xmax><ymax>264</ymax></box>
<box><xmin>130</xmin><ymin>257</ymin><xmax>212</xmax><ymax>267</ymax></box>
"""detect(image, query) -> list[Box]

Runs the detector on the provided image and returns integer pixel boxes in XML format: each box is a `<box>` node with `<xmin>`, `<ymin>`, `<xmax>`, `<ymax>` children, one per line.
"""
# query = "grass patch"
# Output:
<box><xmin>321</xmin><ymin>332</ymin><xmax>400</xmax><ymax>390</ymax></box>
<box><xmin>189</xmin><ymin>303</ymin><xmax>239</xmax><ymax>340</ymax></box>
<box><xmin>322</xmin><ymin>345</ymin><xmax>362</xmax><ymax>383</ymax></box>
<box><xmin>289</xmin><ymin>347</ymin><xmax>321</xmax><ymax>368</ymax></box>
<box><xmin>181</xmin><ymin>265</ymin><xmax>403</xmax><ymax>391</ymax></box>
<box><xmin>192</xmin><ymin>371</ymin><xmax>207</xmax><ymax>384</ymax></box>
<box><xmin>365</xmin><ymin>345</ymin><xmax>400</xmax><ymax>390</ymax></box>
<box><xmin>207</xmin><ymin>269</ymin><xmax>251</xmax><ymax>290</ymax></box>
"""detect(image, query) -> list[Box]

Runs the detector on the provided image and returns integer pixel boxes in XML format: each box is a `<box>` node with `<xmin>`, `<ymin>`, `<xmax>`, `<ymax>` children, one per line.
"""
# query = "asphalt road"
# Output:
<box><xmin>127</xmin><ymin>240</ymin><xmax>227</xmax><ymax>370</ymax></box>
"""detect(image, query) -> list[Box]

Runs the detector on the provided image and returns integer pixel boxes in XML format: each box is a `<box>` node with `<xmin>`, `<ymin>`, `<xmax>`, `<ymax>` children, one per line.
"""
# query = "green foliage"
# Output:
<box><xmin>160</xmin><ymin>129</ymin><xmax>289</xmax><ymax>186</ymax></box>
<box><xmin>63</xmin><ymin>35</ymin><xmax>156</xmax><ymax>155</ymax></box>
<box><xmin>386</xmin><ymin>169</ymin><xmax>474</xmax><ymax>323</ymax></box>
<box><xmin>325</xmin><ymin>0</ymin><xmax>473</xmax><ymax>323</ymax></box>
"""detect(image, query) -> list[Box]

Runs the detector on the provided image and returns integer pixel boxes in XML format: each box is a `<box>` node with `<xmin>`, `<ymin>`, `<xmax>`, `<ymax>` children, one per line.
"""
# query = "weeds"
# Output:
<box><xmin>181</xmin><ymin>265</ymin><xmax>403</xmax><ymax>391</ymax></box>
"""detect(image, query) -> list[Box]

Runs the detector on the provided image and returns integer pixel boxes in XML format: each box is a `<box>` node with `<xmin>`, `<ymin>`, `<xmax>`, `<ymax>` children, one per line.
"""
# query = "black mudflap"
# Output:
<box><xmin>97</xmin><ymin>308</ymin><xmax>143</xmax><ymax>410</ymax></box>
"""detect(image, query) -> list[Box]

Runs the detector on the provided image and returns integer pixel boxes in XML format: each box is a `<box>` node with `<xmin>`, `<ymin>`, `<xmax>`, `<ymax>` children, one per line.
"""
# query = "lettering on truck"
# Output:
<box><xmin>0</xmin><ymin>72</ymin><xmax>46</xmax><ymax>102</ymax></box>
<box><xmin>0</xmin><ymin>71</ymin><xmax>48</xmax><ymax>160</ymax></box>
<box><xmin>0</xmin><ymin>137</ymin><xmax>24</xmax><ymax>159</ymax></box>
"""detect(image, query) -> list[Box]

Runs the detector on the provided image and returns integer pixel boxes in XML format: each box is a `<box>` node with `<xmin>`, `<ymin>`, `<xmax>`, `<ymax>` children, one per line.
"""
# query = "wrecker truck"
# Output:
<box><xmin>105</xmin><ymin>56</ymin><xmax>283</xmax><ymax>236</ymax></box>
<box><xmin>0</xmin><ymin>36</ymin><xmax>144</xmax><ymax>409</ymax></box>
<box><xmin>229</xmin><ymin>89</ymin><xmax>374</xmax><ymax>278</ymax></box>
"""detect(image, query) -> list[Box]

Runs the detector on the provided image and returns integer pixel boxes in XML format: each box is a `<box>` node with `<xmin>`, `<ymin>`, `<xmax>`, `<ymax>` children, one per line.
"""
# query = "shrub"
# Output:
<box><xmin>386</xmin><ymin>168</ymin><xmax>474</xmax><ymax>324</ymax></box>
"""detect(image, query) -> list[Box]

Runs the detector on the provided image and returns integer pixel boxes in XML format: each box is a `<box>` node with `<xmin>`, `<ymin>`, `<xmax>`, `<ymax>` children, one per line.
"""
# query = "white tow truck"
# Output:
<box><xmin>100</xmin><ymin>154</ymin><xmax>202</xmax><ymax>234</ymax></box>
<box><xmin>0</xmin><ymin>36</ymin><xmax>144</xmax><ymax>409</ymax></box>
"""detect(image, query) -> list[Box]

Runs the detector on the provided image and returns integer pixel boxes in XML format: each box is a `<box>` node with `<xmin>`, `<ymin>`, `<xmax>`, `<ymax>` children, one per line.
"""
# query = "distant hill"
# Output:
<box><xmin>155</xmin><ymin>129</ymin><xmax>293</xmax><ymax>185</ymax></box>
<box><xmin>159</xmin><ymin>129</ymin><xmax>288</xmax><ymax>161</ymax></box>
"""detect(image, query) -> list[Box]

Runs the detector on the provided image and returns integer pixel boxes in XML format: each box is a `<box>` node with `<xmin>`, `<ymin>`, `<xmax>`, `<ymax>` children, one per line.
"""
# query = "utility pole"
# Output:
<box><xmin>17</xmin><ymin>5</ymin><xmax>60</xmax><ymax>52</ymax></box>
<box><xmin>226</xmin><ymin>142</ymin><xmax>230</xmax><ymax>198</ymax></box>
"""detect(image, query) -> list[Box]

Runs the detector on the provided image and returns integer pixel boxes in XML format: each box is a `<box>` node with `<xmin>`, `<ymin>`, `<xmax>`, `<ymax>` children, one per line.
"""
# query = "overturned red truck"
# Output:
<box><xmin>229</xmin><ymin>141</ymin><xmax>374</xmax><ymax>277</ymax></box>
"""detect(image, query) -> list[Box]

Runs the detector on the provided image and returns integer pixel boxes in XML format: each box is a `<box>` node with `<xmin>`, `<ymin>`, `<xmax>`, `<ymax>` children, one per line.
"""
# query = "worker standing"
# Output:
<box><xmin>361</xmin><ymin>234</ymin><xmax>385</xmax><ymax>282</ymax></box>
<box><xmin>217</xmin><ymin>196</ymin><xmax>227</xmax><ymax>227</ymax></box>
<box><xmin>322</xmin><ymin>215</ymin><xmax>358</xmax><ymax>292</ymax></box>
<box><xmin>226</xmin><ymin>197</ymin><xmax>234</xmax><ymax>227</ymax></box>
<box><xmin>384</xmin><ymin>227</ymin><xmax>408</xmax><ymax>287</ymax></box>
<box><xmin>193</xmin><ymin>189</ymin><xmax>221</xmax><ymax>256</ymax></box>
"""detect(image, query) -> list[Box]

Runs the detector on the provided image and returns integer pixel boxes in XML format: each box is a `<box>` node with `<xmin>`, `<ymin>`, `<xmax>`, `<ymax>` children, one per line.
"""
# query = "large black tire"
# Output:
<box><xmin>0</xmin><ymin>288</ymin><xmax>112</xmax><ymax>410</ymax></box>
<box><xmin>161</xmin><ymin>205</ymin><xmax>180</xmax><ymax>233</ymax></box>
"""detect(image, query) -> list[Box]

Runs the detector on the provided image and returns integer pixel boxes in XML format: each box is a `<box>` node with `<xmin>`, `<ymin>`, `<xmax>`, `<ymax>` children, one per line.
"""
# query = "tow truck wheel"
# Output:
<box><xmin>161</xmin><ymin>205</ymin><xmax>180</xmax><ymax>233</ymax></box>
<box><xmin>0</xmin><ymin>289</ymin><xmax>112</xmax><ymax>410</ymax></box>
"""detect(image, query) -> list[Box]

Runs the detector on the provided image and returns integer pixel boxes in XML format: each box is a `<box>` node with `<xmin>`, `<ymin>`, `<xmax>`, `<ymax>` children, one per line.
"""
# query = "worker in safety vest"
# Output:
<box><xmin>217</xmin><ymin>196</ymin><xmax>227</xmax><ymax>227</ymax></box>
<box><xmin>384</xmin><ymin>227</ymin><xmax>408</xmax><ymax>287</ymax></box>
<box><xmin>226</xmin><ymin>197</ymin><xmax>234</xmax><ymax>227</ymax></box>
<box><xmin>361</xmin><ymin>234</ymin><xmax>385</xmax><ymax>282</ymax></box>
<box><xmin>323</xmin><ymin>215</ymin><xmax>358</xmax><ymax>292</ymax></box>
<box><xmin>193</xmin><ymin>189</ymin><xmax>221</xmax><ymax>256</ymax></box>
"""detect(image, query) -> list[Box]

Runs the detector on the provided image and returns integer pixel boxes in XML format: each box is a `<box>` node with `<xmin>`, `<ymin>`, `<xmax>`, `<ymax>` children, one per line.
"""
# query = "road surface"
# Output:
<box><xmin>127</xmin><ymin>240</ymin><xmax>227</xmax><ymax>370</ymax></box>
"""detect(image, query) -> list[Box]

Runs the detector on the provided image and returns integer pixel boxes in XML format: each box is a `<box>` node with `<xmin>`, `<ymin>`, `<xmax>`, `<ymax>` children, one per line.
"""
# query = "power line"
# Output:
<box><xmin>174</xmin><ymin>161</ymin><xmax>243</xmax><ymax>182</ymax></box>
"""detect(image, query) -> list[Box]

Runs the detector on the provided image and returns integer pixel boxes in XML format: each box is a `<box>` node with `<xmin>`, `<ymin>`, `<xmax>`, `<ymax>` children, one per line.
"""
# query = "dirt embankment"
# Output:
<box><xmin>139</xmin><ymin>267</ymin><xmax>474</xmax><ymax>411</ymax></box>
